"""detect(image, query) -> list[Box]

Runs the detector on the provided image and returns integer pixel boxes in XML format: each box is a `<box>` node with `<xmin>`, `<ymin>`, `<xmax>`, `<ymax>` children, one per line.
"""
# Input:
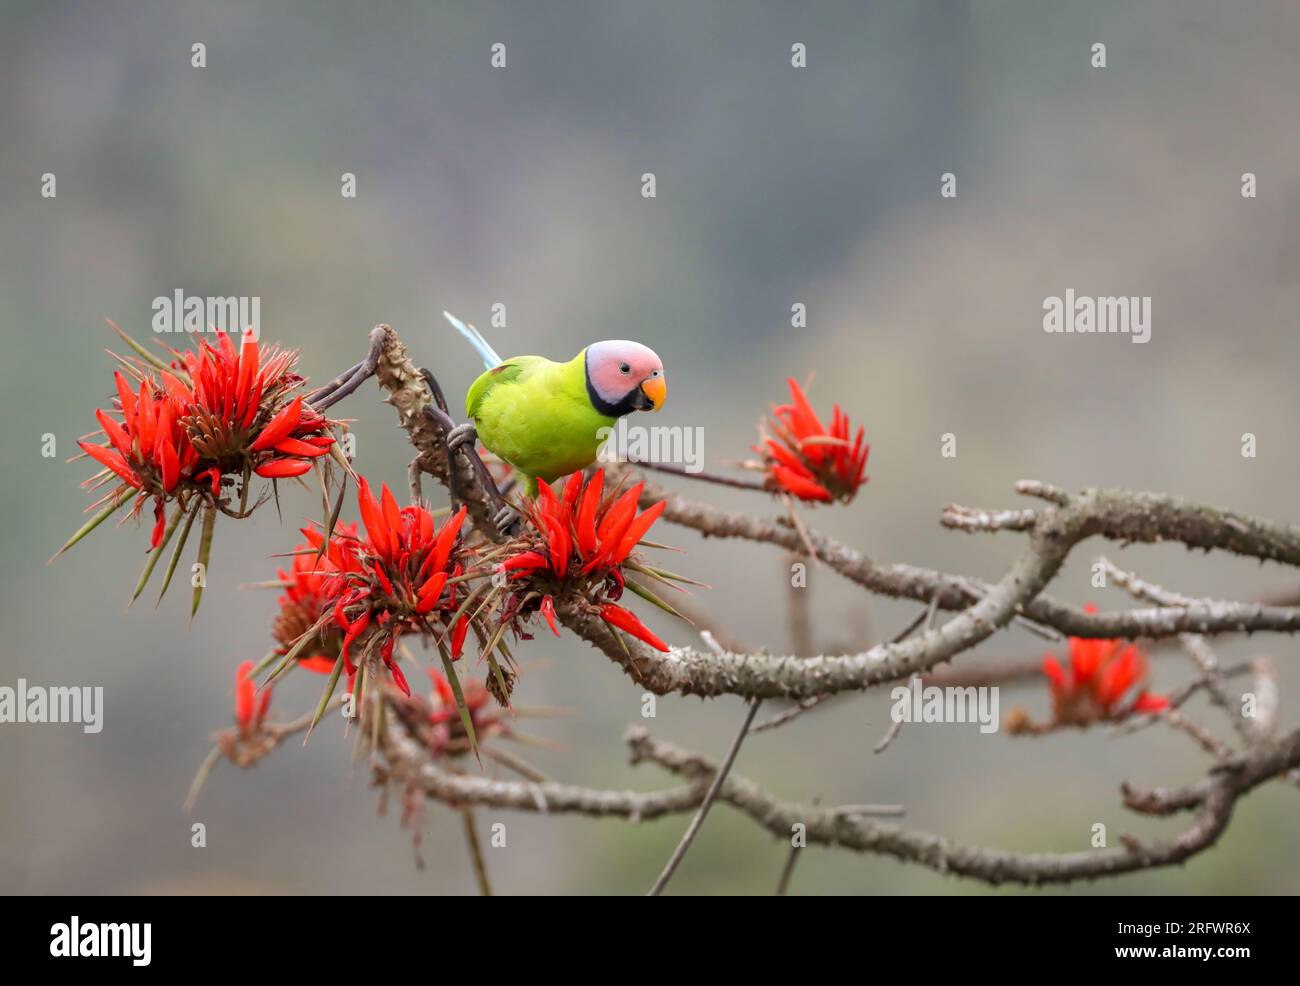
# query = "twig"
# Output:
<box><xmin>183</xmin><ymin>698</ymin><xmax>343</xmax><ymax>811</ymax></box>
<box><xmin>775</xmin><ymin>842</ymin><xmax>801</xmax><ymax>895</ymax></box>
<box><xmin>634</xmin><ymin>459</ymin><xmax>769</xmax><ymax>492</ymax></box>
<box><xmin>940</xmin><ymin>504</ymin><xmax>1038</xmax><ymax>533</ymax></box>
<box><xmin>776</xmin><ymin>794</ymin><xmax>819</xmax><ymax>896</ymax></box>
<box><xmin>1110</xmin><ymin>661</ymin><xmax>1254</xmax><ymax>738</ymax></box>
<box><xmin>182</xmin><ymin>746</ymin><xmax>223</xmax><ymax>814</ymax></box>
<box><xmin>1013</xmin><ymin>479</ymin><xmax>1071</xmax><ymax>506</ymax></box>
<box><xmin>646</xmin><ymin>697</ymin><xmax>762</xmax><ymax>896</ymax></box>
<box><xmin>461</xmin><ymin>806</ymin><xmax>492</xmax><ymax>896</ymax></box>
<box><xmin>1160</xmin><ymin>708</ymin><xmax>1235</xmax><ymax>759</ymax></box>
<box><xmin>1101</xmin><ymin>556</ymin><xmax>1251</xmax><ymax>744</ymax></box>
<box><xmin>484</xmin><ymin>745</ymin><xmax>549</xmax><ymax>783</ymax></box>
<box><xmin>874</xmin><ymin>595</ymin><xmax>940</xmax><ymax>754</ymax></box>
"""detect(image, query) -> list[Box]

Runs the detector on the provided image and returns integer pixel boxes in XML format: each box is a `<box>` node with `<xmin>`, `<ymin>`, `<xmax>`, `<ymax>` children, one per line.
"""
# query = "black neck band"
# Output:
<box><xmin>585</xmin><ymin>357</ymin><xmax>641</xmax><ymax>417</ymax></box>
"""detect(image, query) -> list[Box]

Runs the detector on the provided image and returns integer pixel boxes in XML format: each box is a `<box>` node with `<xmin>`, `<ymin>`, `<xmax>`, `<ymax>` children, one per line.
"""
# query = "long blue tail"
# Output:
<box><xmin>442</xmin><ymin>310</ymin><xmax>502</xmax><ymax>369</ymax></box>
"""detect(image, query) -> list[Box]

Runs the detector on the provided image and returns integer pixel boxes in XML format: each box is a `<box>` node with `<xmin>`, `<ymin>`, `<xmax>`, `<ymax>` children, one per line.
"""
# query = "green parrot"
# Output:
<box><xmin>442</xmin><ymin>312</ymin><xmax>667</xmax><ymax>500</ymax></box>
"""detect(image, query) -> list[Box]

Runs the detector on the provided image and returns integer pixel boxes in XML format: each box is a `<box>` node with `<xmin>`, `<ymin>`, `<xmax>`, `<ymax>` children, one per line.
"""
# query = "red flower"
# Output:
<box><xmin>234</xmin><ymin>660</ymin><xmax>272</xmax><ymax>737</ymax></box>
<box><xmin>180</xmin><ymin>336</ymin><xmax>334</xmax><ymax>478</ymax></box>
<box><xmin>79</xmin><ymin>330</ymin><xmax>333</xmax><ymax>512</ymax></box>
<box><xmin>268</xmin><ymin>525</ymin><xmax>363</xmax><ymax>674</ymax></box>
<box><xmin>516</xmin><ymin>470</ymin><xmax>665</xmax><ymax>579</ymax></box>
<box><xmin>60</xmin><ymin>325</ymin><xmax>340</xmax><ymax>612</ymax></box>
<box><xmin>756</xmin><ymin>377</ymin><xmax>869</xmax><ymax>504</ymax></box>
<box><xmin>290</xmin><ymin>478</ymin><xmax>471</xmax><ymax>696</ymax></box>
<box><xmin>1041</xmin><ymin>605</ymin><xmax>1169</xmax><ymax>723</ymax></box>
<box><xmin>489</xmin><ymin>469</ymin><xmax>675</xmax><ymax>651</ymax></box>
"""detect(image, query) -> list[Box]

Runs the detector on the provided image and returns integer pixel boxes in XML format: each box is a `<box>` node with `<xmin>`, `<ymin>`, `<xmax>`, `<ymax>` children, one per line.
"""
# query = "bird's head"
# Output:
<box><xmin>584</xmin><ymin>340</ymin><xmax>666</xmax><ymax>416</ymax></box>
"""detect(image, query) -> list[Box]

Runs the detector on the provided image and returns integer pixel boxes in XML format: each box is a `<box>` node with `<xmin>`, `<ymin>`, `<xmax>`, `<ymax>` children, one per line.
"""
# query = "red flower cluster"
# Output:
<box><xmin>494</xmin><ymin>470</ymin><xmax>671</xmax><ymax>651</ymax></box>
<box><xmin>293</xmin><ymin>478</ymin><xmax>470</xmax><ymax>696</ymax></box>
<box><xmin>1041</xmin><ymin>606</ymin><xmax>1169</xmax><ymax>723</ymax></box>
<box><xmin>271</xmin><ymin>524</ymin><xmax>361</xmax><ymax>674</ymax></box>
<box><xmin>70</xmin><ymin>327</ymin><xmax>336</xmax><ymax>562</ymax></box>
<box><xmin>757</xmin><ymin>377</ymin><xmax>869</xmax><ymax>503</ymax></box>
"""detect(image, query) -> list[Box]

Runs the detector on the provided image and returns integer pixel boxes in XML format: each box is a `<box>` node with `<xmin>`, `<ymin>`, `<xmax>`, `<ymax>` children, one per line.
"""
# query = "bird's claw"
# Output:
<box><xmin>446</xmin><ymin>422</ymin><xmax>477</xmax><ymax>452</ymax></box>
<box><xmin>494</xmin><ymin>505</ymin><xmax>521</xmax><ymax>538</ymax></box>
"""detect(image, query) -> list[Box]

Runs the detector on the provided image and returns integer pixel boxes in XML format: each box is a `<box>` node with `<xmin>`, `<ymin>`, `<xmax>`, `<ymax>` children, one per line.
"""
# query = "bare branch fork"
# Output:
<box><xmin>554</xmin><ymin>481</ymin><xmax>1300</xmax><ymax>700</ymax></box>
<box><xmin>330</xmin><ymin>325</ymin><xmax>1300</xmax><ymax>889</ymax></box>
<box><xmin>623</xmin><ymin>471</ymin><xmax>1300</xmax><ymax>641</ymax></box>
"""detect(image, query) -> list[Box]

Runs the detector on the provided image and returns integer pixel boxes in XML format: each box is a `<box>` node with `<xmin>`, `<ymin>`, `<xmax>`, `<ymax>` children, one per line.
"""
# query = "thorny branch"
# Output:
<box><xmin>343</xmin><ymin>326</ymin><xmax>1300</xmax><ymax>888</ymax></box>
<box><xmin>551</xmin><ymin>480</ymin><xmax>1300</xmax><ymax>700</ymax></box>
<box><xmin>355</xmin><ymin>324</ymin><xmax>507</xmax><ymax>536</ymax></box>
<box><xmin>618</xmin><ymin>470</ymin><xmax>1300</xmax><ymax>642</ymax></box>
<box><xmin>373</xmin><ymin>708</ymin><xmax>1300</xmax><ymax>887</ymax></box>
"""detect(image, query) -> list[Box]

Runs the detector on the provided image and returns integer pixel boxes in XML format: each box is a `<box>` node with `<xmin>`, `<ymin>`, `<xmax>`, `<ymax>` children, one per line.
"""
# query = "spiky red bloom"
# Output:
<box><xmin>491</xmin><ymin>469</ymin><xmax>672</xmax><ymax>651</ymax></box>
<box><xmin>756</xmin><ymin>377</ymin><xmax>869</xmax><ymax>504</ymax></box>
<box><xmin>71</xmin><ymin>327</ymin><xmax>336</xmax><ymax>559</ymax></box>
<box><xmin>269</xmin><ymin>525</ymin><xmax>364</xmax><ymax>674</ymax></box>
<box><xmin>292</xmin><ymin>479</ymin><xmax>471</xmax><ymax>696</ymax></box>
<box><xmin>520</xmin><ymin>470</ymin><xmax>665</xmax><ymax>578</ymax></box>
<box><xmin>1041</xmin><ymin>605</ymin><xmax>1169</xmax><ymax>723</ymax></box>
<box><xmin>234</xmin><ymin>660</ymin><xmax>272</xmax><ymax>737</ymax></box>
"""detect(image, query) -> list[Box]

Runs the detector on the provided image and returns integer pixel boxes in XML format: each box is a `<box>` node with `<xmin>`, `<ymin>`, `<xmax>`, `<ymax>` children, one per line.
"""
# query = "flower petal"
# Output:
<box><xmin>541</xmin><ymin>595</ymin><xmax>560</xmax><ymax>636</ymax></box>
<box><xmin>600</xmin><ymin>602</ymin><xmax>669</xmax><ymax>651</ymax></box>
<box><xmin>78</xmin><ymin>441</ymin><xmax>141</xmax><ymax>489</ymax></box>
<box><xmin>249</xmin><ymin>396</ymin><xmax>303</xmax><ymax>452</ymax></box>
<box><xmin>611</xmin><ymin>500</ymin><xmax>666</xmax><ymax>565</ymax></box>
<box><xmin>255</xmin><ymin>457</ymin><xmax>312</xmax><ymax>478</ymax></box>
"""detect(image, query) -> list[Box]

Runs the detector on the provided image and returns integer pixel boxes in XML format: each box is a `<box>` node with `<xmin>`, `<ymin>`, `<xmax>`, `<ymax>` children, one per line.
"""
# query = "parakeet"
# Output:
<box><xmin>442</xmin><ymin>311</ymin><xmax>666</xmax><ymax>498</ymax></box>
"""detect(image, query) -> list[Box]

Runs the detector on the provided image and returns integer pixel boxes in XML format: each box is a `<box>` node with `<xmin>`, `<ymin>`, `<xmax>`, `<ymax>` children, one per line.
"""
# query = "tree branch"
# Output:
<box><xmin>628</xmin><ymin>726</ymin><xmax>1300</xmax><ymax>886</ymax></box>
<box><xmin>614</xmin><ymin>465</ymin><xmax>1300</xmax><ymax>641</ymax></box>
<box><xmin>374</xmin><ymin>703</ymin><xmax>1300</xmax><ymax>887</ymax></box>
<box><xmin>560</xmin><ymin>482</ymin><xmax>1300</xmax><ymax>699</ymax></box>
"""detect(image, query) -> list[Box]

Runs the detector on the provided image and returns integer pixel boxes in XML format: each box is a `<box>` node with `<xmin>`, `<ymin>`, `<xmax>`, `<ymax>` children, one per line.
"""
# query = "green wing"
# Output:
<box><xmin>465</xmin><ymin>358</ymin><xmax>534</xmax><ymax>420</ymax></box>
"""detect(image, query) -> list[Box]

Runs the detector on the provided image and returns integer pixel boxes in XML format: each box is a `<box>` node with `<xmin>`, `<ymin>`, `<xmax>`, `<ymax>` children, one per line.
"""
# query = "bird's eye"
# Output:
<box><xmin>619</xmin><ymin>362</ymin><xmax>631</xmax><ymax>374</ymax></box>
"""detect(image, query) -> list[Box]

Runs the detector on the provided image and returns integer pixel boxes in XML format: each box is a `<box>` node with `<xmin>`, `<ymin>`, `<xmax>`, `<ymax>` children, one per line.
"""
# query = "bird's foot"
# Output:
<box><xmin>493</xmin><ymin>505</ymin><xmax>521</xmax><ymax>538</ymax></box>
<box><xmin>446</xmin><ymin>422</ymin><xmax>478</xmax><ymax>452</ymax></box>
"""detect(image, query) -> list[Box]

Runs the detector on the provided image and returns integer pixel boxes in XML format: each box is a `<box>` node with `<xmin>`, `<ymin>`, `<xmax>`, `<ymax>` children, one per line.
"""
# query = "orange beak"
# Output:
<box><xmin>640</xmin><ymin>375</ymin><xmax>666</xmax><ymax>412</ymax></box>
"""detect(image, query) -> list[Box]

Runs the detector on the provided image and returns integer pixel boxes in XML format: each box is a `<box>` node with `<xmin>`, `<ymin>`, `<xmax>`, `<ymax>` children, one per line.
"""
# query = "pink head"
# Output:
<box><xmin>584</xmin><ymin>340</ymin><xmax>666</xmax><ymax>416</ymax></box>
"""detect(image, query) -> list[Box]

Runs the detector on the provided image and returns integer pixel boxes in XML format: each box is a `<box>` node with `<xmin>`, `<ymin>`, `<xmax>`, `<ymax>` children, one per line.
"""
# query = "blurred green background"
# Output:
<box><xmin>1</xmin><ymin>1</ymin><xmax>1298</xmax><ymax>894</ymax></box>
